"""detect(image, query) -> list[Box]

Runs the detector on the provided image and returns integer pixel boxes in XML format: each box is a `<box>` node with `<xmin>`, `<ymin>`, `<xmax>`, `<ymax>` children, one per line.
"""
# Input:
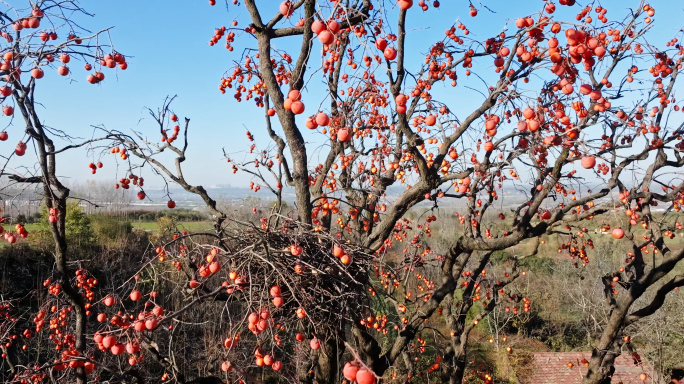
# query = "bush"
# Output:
<box><xmin>91</xmin><ymin>214</ymin><xmax>133</xmax><ymax>243</ymax></box>
<box><xmin>150</xmin><ymin>215</ymin><xmax>178</xmax><ymax>244</ymax></box>
<box><xmin>13</xmin><ymin>212</ymin><xmax>42</xmax><ymax>224</ymax></box>
<box><xmin>63</xmin><ymin>203</ymin><xmax>95</xmax><ymax>245</ymax></box>
<box><xmin>29</xmin><ymin>201</ymin><xmax>95</xmax><ymax>251</ymax></box>
<box><xmin>519</xmin><ymin>256</ymin><xmax>555</xmax><ymax>275</ymax></box>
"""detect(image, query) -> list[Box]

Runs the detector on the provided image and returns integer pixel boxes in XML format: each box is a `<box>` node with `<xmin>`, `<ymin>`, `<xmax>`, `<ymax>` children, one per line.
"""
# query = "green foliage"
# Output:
<box><xmin>16</xmin><ymin>213</ymin><xmax>27</xmax><ymax>224</ymax></box>
<box><xmin>27</xmin><ymin>228</ymin><xmax>55</xmax><ymax>252</ymax></box>
<box><xmin>127</xmin><ymin>209</ymin><xmax>207</xmax><ymax>222</ymax></box>
<box><xmin>491</xmin><ymin>250</ymin><xmax>514</xmax><ymax>264</ymax></box>
<box><xmin>91</xmin><ymin>214</ymin><xmax>133</xmax><ymax>244</ymax></box>
<box><xmin>270</xmin><ymin>199</ymin><xmax>290</xmax><ymax>211</ymax></box>
<box><xmin>490</xmin><ymin>251</ymin><xmax>555</xmax><ymax>275</ymax></box>
<box><xmin>13</xmin><ymin>212</ymin><xmax>42</xmax><ymax>225</ymax></box>
<box><xmin>150</xmin><ymin>215</ymin><xmax>178</xmax><ymax>244</ymax></box>
<box><xmin>518</xmin><ymin>256</ymin><xmax>555</xmax><ymax>275</ymax></box>
<box><xmin>62</xmin><ymin>202</ymin><xmax>95</xmax><ymax>244</ymax></box>
<box><xmin>31</xmin><ymin>201</ymin><xmax>95</xmax><ymax>250</ymax></box>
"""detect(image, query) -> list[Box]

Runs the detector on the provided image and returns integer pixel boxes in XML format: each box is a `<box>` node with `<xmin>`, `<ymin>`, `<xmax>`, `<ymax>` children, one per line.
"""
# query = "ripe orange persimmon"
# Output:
<box><xmin>581</xmin><ymin>156</ymin><xmax>596</xmax><ymax>169</ymax></box>
<box><xmin>290</xmin><ymin>244</ymin><xmax>303</xmax><ymax>256</ymax></box>
<box><xmin>111</xmin><ymin>343</ymin><xmax>125</xmax><ymax>355</ymax></box>
<box><xmin>327</xmin><ymin>20</ymin><xmax>340</xmax><ymax>34</ymax></box>
<box><xmin>279</xmin><ymin>1</ymin><xmax>293</xmax><ymax>17</ymax></box>
<box><xmin>315</xmin><ymin>112</ymin><xmax>330</xmax><ymax>126</ymax></box>
<box><xmin>383</xmin><ymin>47</ymin><xmax>397</xmax><ymax>60</ymax></box>
<box><xmin>333</xmin><ymin>244</ymin><xmax>344</xmax><ymax>257</ymax></box>
<box><xmin>248</xmin><ymin>312</ymin><xmax>259</xmax><ymax>324</ymax></box>
<box><xmin>126</xmin><ymin>341</ymin><xmax>140</xmax><ymax>354</ymax></box>
<box><xmin>273</xmin><ymin>296</ymin><xmax>284</xmax><ymax>307</ymax></box>
<box><xmin>102</xmin><ymin>335</ymin><xmax>116</xmax><ymax>348</ymax></box>
<box><xmin>356</xmin><ymin>369</ymin><xmax>376</xmax><ymax>384</ymax></box>
<box><xmin>343</xmin><ymin>362</ymin><xmax>359</xmax><ymax>381</ymax></box>
<box><xmin>290</xmin><ymin>101</ymin><xmax>305</xmax><ymax>115</ymax></box>
<box><xmin>288</xmin><ymin>89</ymin><xmax>301</xmax><ymax>101</ymax></box>
<box><xmin>209</xmin><ymin>261</ymin><xmax>221</xmax><ymax>273</ymax></box>
<box><xmin>337</xmin><ymin>128</ymin><xmax>350</xmax><ymax>142</ymax></box>
<box><xmin>129</xmin><ymin>290</ymin><xmax>142</xmax><ymax>301</ymax></box>
<box><xmin>305</xmin><ymin>117</ymin><xmax>318</xmax><ymax>129</ymax></box>
<box><xmin>145</xmin><ymin>318</ymin><xmax>158</xmax><ymax>330</ymax></box>
<box><xmin>31</xmin><ymin>68</ymin><xmax>44</xmax><ymax>79</ymax></box>
<box><xmin>398</xmin><ymin>0</ymin><xmax>413</xmax><ymax>10</ymax></box>
<box><xmin>424</xmin><ymin>114</ymin><xmax>436</xmax><ymax>126</ymax></box>
<box><xmin>318</xmin><ymin>30</ymin><xmax>334</xmax><ymax>45</ymax></box>
<box><xmin>311</xmin><ymin>20</ymin><xmax>325</xmax><ymax>34</ymax></box>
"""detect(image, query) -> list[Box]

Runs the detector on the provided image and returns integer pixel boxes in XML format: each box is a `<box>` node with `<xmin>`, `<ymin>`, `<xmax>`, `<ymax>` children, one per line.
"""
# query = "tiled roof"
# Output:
<box><xmin>519</xmin><ymin>352</ymin><xmax>654</xmax><ymax>384</ymax></box>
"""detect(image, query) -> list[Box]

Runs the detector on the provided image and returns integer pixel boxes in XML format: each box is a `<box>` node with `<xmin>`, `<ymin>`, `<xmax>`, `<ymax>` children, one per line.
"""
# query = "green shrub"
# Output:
<box><xmin>150</xmin><ymin>215</ymin><xmax>178</xmax><ymax>244</ymax></box>
<box><xmin>91</xmin><ymin>214</ymin><xmax>133</xmax><ymax>243</ymax></box>
<box><xmin>31</xmin><ymin>201</ymin><xmax>95</xmax><ymax>249</ymax></box>
<box><xmin>519</xmin><ymin>256</ymin><xmax>555</xmax><ymax>275</ymax></box>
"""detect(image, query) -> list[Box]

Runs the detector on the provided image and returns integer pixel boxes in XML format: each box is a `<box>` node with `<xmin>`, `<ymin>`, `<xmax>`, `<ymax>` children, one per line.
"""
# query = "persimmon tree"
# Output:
<box><xmin>4</xmin><ymin>1</ymin><xmax>684</xmax><ymax>384</ymax></box>
<box><xmin>99</xmin><ymin>0</ymin><xmax>684</xmax><ymax>384</ymax></box>
<box><xmin>99</xmin><ymin>1</ymin><xmax>684</xmax><ymax>384</ymax></box>
<box><xmin>0</xmin><ymin>1</ymin><xmax>129</xmax><ymax>384</ymax></box>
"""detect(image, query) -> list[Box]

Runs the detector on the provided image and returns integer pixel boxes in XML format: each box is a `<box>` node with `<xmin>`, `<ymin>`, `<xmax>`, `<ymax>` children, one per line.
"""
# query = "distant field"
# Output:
<box><xmin>0</xmin><ymin>221</ymin><xmax>216</xmax><ymax>248</ymax></box>
<box><xmin>131</xmin><ymin>221</ymin><xmax>214</xmax><ymax>232</ymax></box>
<box><xmin>24</xmin><ymin>223</ymin><xmax>42</xmax><ymax>232</ymax></box>
<box><xmin>16</xmin><ymin>221</ymin><xmax>214</xmax><ymax>234</ymax></box>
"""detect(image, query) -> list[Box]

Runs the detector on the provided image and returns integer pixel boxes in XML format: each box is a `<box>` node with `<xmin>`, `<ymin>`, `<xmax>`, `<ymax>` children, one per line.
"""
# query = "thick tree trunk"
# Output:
<box><xmin>440</xmin><ymin>344</ymin><xmax>467</xmax><ymax>384</ymax></box>
<box><xmin>582</xmin><ymin>304</ymin><xmax>629</xmax><ymax>384</ymax></box>
<box><xmin>451</xmin><ymin>355</ymin><xmax>467</xmax><ymax>384</ymax></box>
<box><xmin>315</xmin><ymin>334</ymin><xmax>340</xmax><ymax>384</ymax></box>
<box><xmin>46</xmin><ymin>192</ymin><xmax>88</xmax><ymax>384</ymax></box>
<box><xmin>257</xmin><ymin>33</ymin><xmax>312</xmax><ymax>225</ymax></box>
<box><xmin>298</xmin><ymin>323</ymin><xmax>345</xmax><ymax>384</ymax></box>
<box><xmin>247</xmin><ymin>0</ymin><xmax>315</xmax><ymax>226</ymax></box>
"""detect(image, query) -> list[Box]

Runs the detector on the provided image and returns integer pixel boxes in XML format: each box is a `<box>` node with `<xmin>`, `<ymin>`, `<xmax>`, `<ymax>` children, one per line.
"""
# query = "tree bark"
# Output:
<box><xmin>315</xmin><ymin>332</ymin><xmax>341</xmax><ymax>384</ymax></box>
<box><xmin>582</xmin><ymin>299</ymin><xmax>631</xmax><ymax>384</ymax></box>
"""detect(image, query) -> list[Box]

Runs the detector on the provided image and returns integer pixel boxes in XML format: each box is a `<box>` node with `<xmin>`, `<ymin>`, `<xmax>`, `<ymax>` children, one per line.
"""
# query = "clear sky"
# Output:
<box><xmin>7</xmin><ymin>0</ymin><xmax>684</xmax><ymax>192</ymax></box>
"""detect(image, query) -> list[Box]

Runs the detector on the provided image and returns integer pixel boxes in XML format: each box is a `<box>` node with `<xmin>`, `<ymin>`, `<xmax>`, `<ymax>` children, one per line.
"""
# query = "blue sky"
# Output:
<box><xmin>8</xmin><ymin>0</ymin><xmax>684</xmax><ymax>192</ymax></box>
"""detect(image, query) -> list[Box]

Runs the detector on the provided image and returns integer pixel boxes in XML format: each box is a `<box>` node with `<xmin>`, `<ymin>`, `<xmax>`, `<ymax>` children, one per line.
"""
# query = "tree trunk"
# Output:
<box><xmin>314</xmin><ymin>334</ymin><xmax>340</xmax><ymax>384</ymax></box>
<box><xmin>299</xmin><ymin>324</ymin><xmax>345</xmax><ymax>384</ymax></box>
<box><xmin>582</xmin><ymin>304</ymin><xmax>628</xmax><ymax>384</ymax></box>
<box><xmin>451</xmin><ymin>354</ymin><xmax>467</xmax><ymax>384</ymax></box>
<box><xmin>440</xmin><ymin>344</ymin><xmax>467</xmax><ymax>384</ymax></box>
<box><xmin>47</xmin><ymin>193</ymin><xmax>88</xmax><ymax>384</ymax></box>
